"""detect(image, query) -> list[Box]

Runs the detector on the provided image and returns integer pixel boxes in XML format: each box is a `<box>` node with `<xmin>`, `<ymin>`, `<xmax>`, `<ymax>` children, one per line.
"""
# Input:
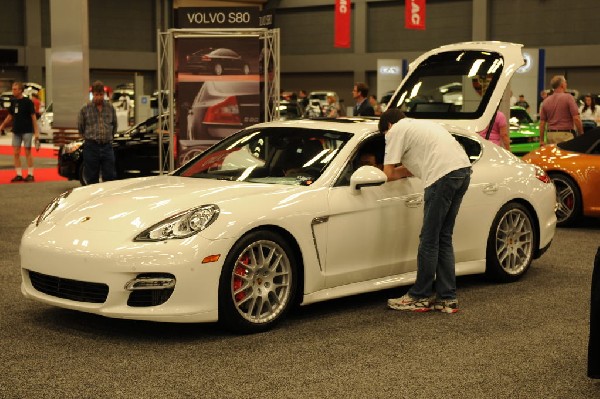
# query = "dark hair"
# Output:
<box><xmin>378</xmin><ymin>108</ymin><xmax>405</xmax><ymax>133</ymax></box>
<box><xmin>91</xmin><ymin>80</ymin><xmax>105</xmax><ymax>94</ymax></box>
<box><xmin>583</xmin><ymin>94</ymin><xmax>596</xmax><ymax>113</ymax></box>
<box><xmin>354</xmin><ymin>82</ymin><xmax>369</xmax><ymax>98</ymax></box>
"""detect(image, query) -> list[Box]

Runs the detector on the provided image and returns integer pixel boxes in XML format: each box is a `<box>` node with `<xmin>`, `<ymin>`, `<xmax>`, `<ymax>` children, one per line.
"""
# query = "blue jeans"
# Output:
<box><xmin>408</xmin><ymin>167</ymin><xmax>471</xmax><ymax>300</ymax></box>
<box><xmin>83</xmin><ymin>141</ymin><xmax>116</xmax><ymax>184</ymax></box>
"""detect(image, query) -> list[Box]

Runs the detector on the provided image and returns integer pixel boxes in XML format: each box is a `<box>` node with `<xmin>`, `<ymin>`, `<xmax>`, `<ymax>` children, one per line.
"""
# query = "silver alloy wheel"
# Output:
<box><xmin>553</xmin><ymin>178</ymin><xmax>575</xmax><ymax>223</ymax></box>
<box><xmin>495</xmin><ymin>208</ymin><xmax>533</xmax><ymax>276</ymax></box>
<box><xmin>230</xmin><ymin>239</ymin><xmax>292</xmax><ymax>324</ymax></box>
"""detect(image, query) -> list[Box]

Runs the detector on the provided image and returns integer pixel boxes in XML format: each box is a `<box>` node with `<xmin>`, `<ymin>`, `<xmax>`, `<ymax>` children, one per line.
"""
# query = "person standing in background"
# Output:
<box><xmin>352</xmin><ymin>82</ymin><xmax>375</xmax><ymax>116</ymax></box>
<box><xmin>324</xmin><ymin>94</ymin><xmax>339</xmax><ymax>118</ymax></box>
<box><xmin>539</xmin><ymin>76</ymin><xmax>583</xmax><ymax>145</ymax></box>
<box><xmin>579</xmin><ymin>94</ymin><xmax>600</xmax><ymax>132</ymax></box>
<box><xmin>478</xmin><ymin>110</ymin><xmax>510</xmax><ymax>150</ymax></box>
<box><xmin>0</xmin><ymin>82</ymin><xmax>39</xmax><ymax>182</ymax></box>
<box><xmin>514</xmin><ymin>94</ymin><xmax>530</xmax><ymax>112</ymax></box>
<box><xmin>78</xmin><ymin>81</ymin><xmax>118</xmax><ymax>184</ymax></box>
<box><xmin>369</xmin><ymin>94</ymin><xmax>383</xmax><ymax>116</ymax></box>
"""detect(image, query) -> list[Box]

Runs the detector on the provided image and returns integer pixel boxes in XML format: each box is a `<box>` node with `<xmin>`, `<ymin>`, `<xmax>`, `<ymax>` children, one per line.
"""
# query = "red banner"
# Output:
<box><xmin>334</xmin><ymin>0</ymin><xmax>351</xmax><ymax>48</ymax></box>
<box><xmin>405</xmin><ymin>0</ymin><xmax>426</xmax><ymax>30</ymax></box>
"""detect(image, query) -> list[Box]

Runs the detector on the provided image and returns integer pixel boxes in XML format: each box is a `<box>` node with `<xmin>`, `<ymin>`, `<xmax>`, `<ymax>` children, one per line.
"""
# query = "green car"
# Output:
<box><xmin>509</xmin><ymin>106</ymin><xmax>540</xmax><ymax>156</ymax></box>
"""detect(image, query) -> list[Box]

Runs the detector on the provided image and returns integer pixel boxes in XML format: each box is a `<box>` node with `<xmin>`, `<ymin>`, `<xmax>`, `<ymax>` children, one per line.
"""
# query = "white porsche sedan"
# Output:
<box><xmin>20</xmin><ymin>42</ymin><xmax>556</xmax><ymax>333</ymax></box>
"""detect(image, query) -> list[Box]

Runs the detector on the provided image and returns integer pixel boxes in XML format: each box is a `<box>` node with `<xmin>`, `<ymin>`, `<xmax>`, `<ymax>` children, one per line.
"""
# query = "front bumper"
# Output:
<box><xmin>20</xmin><ymin>225</ymin><xmax>235</xmax><ymax>323</ymax></box>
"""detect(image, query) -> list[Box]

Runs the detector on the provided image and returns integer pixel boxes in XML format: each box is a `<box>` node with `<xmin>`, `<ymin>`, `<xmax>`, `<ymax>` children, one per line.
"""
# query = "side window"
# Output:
<box><xmin>335</xmin><ymin>134</ymin><xmax>385</xmax><ymax>186</ymax></box>
<box><xmin>453</xmin><ymin>134</ymin><xmax>482</xmax><ymax>163</ymax></box>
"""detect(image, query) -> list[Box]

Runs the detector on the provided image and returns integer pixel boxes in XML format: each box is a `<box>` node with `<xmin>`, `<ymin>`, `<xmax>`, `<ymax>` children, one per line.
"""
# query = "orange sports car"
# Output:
<box><xmin>522</xmin><ymin>129</ymin><xmax>600</xmax><ymax>226</ymax></box>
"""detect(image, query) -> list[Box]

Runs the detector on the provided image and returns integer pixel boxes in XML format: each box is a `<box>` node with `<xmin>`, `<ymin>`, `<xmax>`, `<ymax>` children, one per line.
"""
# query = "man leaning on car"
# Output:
<box><xmin>539</xmin><ymin>75</ymin><xmax>583</xmax><ymax>145</ymax></box>
<box><xmin>77</xmin><ymin>81</ymin><xmax>118</xmax><ymax>184</ymax></box>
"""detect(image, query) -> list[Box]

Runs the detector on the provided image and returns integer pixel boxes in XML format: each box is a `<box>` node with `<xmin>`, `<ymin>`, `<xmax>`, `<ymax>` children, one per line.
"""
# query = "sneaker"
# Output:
<box><xmin>24</xmin><ymin>175</ymin><xmax>34</xmax><ymax>182</ymax></box>
<box><xmin>388</xmin><ymin>293</ymin><xmax>433</xmax><ymax>312</ymax></box>
<box><xmin>433</xmin><ymin>298</ymin><xmax>459</xmax><ymax>314</ymax></box>
<box><xmin>10</xmin><ymin>175</ymin><xmax>24</xmax><ymax>183</ymax></box>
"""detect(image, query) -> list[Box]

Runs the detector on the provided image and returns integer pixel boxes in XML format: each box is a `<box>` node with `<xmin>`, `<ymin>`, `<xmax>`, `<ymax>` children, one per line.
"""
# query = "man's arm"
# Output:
<box><xmin>31</xmin><ymin>112</ymin><xmax>39</xmax><ymax>139</ymax></box>
<box><xmin>573</xmin><ymin>114</ymin><xmax>583</xmax><ymax>136</ymax></box>
<box><xmin>383</xmin><ymin>164</ymin><xmax>412</xmax><ymax>182</ymax></box>
<box><xmin>0</xmin><ymin>114</ymin><xmax>12</xmax><ymax>131</ymax></box>
<box><xmin>539</xmin><ymin>120</ymin><xmax>546</xmax><ymax>146</ymax></box>
<box><xmin>77</xmin><ymin>107</ymin><xmax>85</xmax><ymax>136</ymax></box>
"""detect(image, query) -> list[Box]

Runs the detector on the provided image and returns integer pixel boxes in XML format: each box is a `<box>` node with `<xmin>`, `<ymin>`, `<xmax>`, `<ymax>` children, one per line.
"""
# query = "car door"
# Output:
<box><xmin>323</xmin><ymin>136</ymin><xmax>424</xmax><ymax>288</ymax></box>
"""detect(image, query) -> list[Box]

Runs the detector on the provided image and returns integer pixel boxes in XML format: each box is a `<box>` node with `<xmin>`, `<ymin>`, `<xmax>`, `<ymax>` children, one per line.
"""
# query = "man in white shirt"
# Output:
<box><xmin>378</xmin><ymin>108</ymin><xmax>471</xmax><ymax>313</ymax></box>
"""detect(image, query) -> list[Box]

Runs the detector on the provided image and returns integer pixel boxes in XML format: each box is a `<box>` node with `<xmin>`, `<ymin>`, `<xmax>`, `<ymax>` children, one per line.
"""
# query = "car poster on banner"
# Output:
<box><xmin>175</xmin><ymin>35</ymin><xmax>260</xmax><ymax>164</ymax></box>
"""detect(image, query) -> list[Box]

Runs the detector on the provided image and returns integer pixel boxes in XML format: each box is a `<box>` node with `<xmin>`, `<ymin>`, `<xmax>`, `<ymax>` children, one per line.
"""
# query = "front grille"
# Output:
<box><xmin>28</xmin><ymin>270</ymin><xmax>109</xmax><ymax>304</ymax></box>
<box><xmin>127</xmin><ymin>289</ymin><xmax>174</xmax><ymax>307</ymax></box>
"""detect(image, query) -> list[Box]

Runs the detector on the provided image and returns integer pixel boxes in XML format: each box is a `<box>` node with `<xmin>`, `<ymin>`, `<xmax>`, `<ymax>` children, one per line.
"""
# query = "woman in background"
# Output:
<box><xmin>579</xmin><ymin>94</ymin><xmax>600</xmax><ymax>132</ymax></box>
<box><xmin>478</xmin><ymin>110</ymin><xmax>510</xmax><ymax>150</ymax></box>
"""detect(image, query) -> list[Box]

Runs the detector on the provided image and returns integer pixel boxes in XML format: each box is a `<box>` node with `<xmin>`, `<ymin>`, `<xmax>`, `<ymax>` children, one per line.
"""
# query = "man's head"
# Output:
<box><xmin>519</xmin><ymin>94</ymin><xmax>525</xmax><ymax>100</ymax></box>
<box><xmin>11</xmin><ymin>82</ymin><xmax>24</xmax><ymax>98</ymax></box>
<box><xmin>550</xmin><ymin>75</ymin><xmax>567</xmax><ymax>91</ymax></box>
<box><xmin>378</xmin><ymin>108</ymin><xmax>406</xmax><ymax>133</ymax></box>
<box><xmin>352</xmin><ymin>82</ymin><xmax>369</xmax><ymax>101</ymax></box>
<box><xmin>91</xmin><ymin>81</ymin><xmax>106</xmax><ymax>105</ymax></box>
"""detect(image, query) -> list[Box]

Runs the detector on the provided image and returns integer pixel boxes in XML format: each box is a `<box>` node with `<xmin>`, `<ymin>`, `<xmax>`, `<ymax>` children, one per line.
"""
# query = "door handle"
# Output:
<box><xmin>483</xmin><ymin>184</ymin><xmax>498</xmax><ymax>195</ymax></box>
<box><xmin>404</xmin><ymin>195</ymin><xmax>423</xmax><ymax>208</ymax></box>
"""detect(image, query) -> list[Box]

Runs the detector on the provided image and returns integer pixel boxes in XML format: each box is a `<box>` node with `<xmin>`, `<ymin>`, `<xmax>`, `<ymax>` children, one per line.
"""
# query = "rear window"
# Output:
<box><xmin>387</xmin><ymin>50</ymin><xmax>504</xmax><ymax>120</ymax></box>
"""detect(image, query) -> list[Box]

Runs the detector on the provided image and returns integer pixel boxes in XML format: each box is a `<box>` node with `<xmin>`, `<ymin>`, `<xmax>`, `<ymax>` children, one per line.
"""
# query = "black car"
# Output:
<box><xmin>58</xmin><ymin>114</ymin><xmax>173</xmax><ymax>185</ymax></box>
<box><xmin>184</xmin><ymin>48</ymin><xmax>250</xmax><ymax>76</ymax></box>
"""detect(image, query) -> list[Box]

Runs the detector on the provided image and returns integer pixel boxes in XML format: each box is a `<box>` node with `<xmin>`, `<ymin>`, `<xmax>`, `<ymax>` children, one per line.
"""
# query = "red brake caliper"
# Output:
<box><xmin>233</xmin><ymin>255</ymin><xmax>249</xmax><ymax>302</ymax></box>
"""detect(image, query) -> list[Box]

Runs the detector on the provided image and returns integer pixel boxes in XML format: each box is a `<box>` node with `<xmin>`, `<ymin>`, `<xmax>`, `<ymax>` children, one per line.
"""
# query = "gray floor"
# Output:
<box><xmin>1</xmin><ymin>181</ymin><xmax>599</xmax><ymax>399</ymax></box>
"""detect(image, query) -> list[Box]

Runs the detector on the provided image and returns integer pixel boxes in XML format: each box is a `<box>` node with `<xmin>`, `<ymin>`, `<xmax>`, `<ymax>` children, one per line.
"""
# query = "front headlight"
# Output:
<box><xmin>134</xmin><ymin>204</ymin><xmax>220</xmax><ymax>241</ymax></box>
<box><xmin>35</xmin><ymin>189</ymin><xmax>73</xmax><ymax>226</ymax></box>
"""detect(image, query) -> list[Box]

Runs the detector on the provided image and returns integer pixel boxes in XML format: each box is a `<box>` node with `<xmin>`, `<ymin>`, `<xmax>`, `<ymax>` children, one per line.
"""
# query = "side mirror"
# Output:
<box><xmin>350</xmin><ymin>166</ymin><xmax>387</xmax><ymax>194</ymax></box>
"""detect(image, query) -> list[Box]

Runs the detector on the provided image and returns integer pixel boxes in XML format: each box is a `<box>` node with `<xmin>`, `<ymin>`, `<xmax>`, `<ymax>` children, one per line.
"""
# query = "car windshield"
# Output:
<box><xmin>510</xmin><ymin>107</ymin><xmax>534</xmax><ymax>124</ymax></box>
<box><xmin>387</xmin><ymin>50</ymin><xmax>504</xmax><ymax>119</ymax></box>
<box><xmin>176</xmin><ymin>127</ymin><xmax>352</xmax><ymax>185</ymax></box>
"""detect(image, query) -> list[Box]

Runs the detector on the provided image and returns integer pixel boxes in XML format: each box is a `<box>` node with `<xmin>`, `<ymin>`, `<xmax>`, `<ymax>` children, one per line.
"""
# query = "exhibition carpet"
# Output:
<box><xmin>0</xmin><ymin>144</ymin><xmax>66</xmax><ymax>184</ymax></box>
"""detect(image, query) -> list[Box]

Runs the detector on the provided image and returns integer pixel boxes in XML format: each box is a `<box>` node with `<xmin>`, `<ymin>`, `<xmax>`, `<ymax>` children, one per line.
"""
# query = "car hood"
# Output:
<box><xmin>39</xmin><ymin>176</ymin><xmax>301</xmax><ymax>234</ymax></box>
<box><xmin>389</xmin><ymin>41</ymin><xmax>525</xmax><ymax>135</ymax></box>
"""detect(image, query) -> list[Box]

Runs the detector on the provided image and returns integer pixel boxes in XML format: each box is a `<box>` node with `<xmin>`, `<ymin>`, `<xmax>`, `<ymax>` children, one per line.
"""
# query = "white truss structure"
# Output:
<box><xmin>157</xmin><ymin>28</ymin><xmax>280</xmax><ymax>174</ymax></box>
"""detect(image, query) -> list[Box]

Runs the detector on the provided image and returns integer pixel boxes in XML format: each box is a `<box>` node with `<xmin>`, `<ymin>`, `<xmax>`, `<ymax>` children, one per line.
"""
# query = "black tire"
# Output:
<box><xmin>214</xmin><ymin>63</ymin><xmax>223</xmax><ymax>76</ymax></box>
<box><xmin>218</xmin><ymin>230</ymin><xmax>297</xmax><ymax>333</ymax></box>
<box><xmin>550</xmin><ymin>174</ymin><xmax>582</xmax><ymax>227</ymax></box>
<box><xmin>486</xmin><ymin>202</ymin><xmax>536</xmax><ymax>283</ymax></box>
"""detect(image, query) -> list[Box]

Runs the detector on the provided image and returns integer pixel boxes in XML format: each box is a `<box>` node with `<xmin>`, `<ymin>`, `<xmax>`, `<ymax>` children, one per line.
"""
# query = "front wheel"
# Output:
<box><xmin>550</xmin><ymin>174</ymin><xmax>581</xmax><ymax>226</ymax></box>
<box><xmin>486</xmin><ymin>202</ymin><xmax>536</xmax><ymax>283</ymax></box>
<box><xmin>218</xmin><ymin>230</ymin><xmax>297</xmax><ymax>333</ymax></box>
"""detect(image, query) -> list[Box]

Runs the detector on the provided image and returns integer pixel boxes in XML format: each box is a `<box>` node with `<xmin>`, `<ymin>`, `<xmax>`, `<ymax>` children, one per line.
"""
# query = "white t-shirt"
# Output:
<box><xmin>579</xmin><ymin>105</ymin><xmax>600</xmax><ymax>122</ymax></box>
<box><xmin>384</xmin><ymin>118</ymin><xmax>471</xmax><ymax>188</ymax></box>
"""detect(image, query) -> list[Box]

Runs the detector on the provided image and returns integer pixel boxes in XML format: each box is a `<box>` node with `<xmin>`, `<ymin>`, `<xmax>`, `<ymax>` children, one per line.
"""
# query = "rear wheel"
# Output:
<box><xmin>486</xmin><ymin>202</ymin><xmax>536</xmax><ymax>282</ymax></box>
<box><xmin>218</xmin><ymin>230</ymin><xmax>297</xmax><ymax>333</ymax></box>
<box><xmin>550</xmin><ymin>174</ymin><xmax>582</xmax><ymax>226</ymax></box>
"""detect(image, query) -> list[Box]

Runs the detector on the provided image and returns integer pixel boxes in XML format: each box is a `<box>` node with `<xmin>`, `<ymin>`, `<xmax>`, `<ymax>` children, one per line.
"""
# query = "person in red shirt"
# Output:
<box><xmin>539</xmin><ymin>76</ymin><xmax>583</xmax><ymax>145</ymax></box>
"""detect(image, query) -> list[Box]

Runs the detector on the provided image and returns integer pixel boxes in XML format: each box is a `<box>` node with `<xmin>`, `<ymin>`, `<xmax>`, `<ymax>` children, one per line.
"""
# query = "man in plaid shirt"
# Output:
<box><xmin>78</xmin><ymin>81</ymin><xmax>118</xmax><ymax>184</ymax></box>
